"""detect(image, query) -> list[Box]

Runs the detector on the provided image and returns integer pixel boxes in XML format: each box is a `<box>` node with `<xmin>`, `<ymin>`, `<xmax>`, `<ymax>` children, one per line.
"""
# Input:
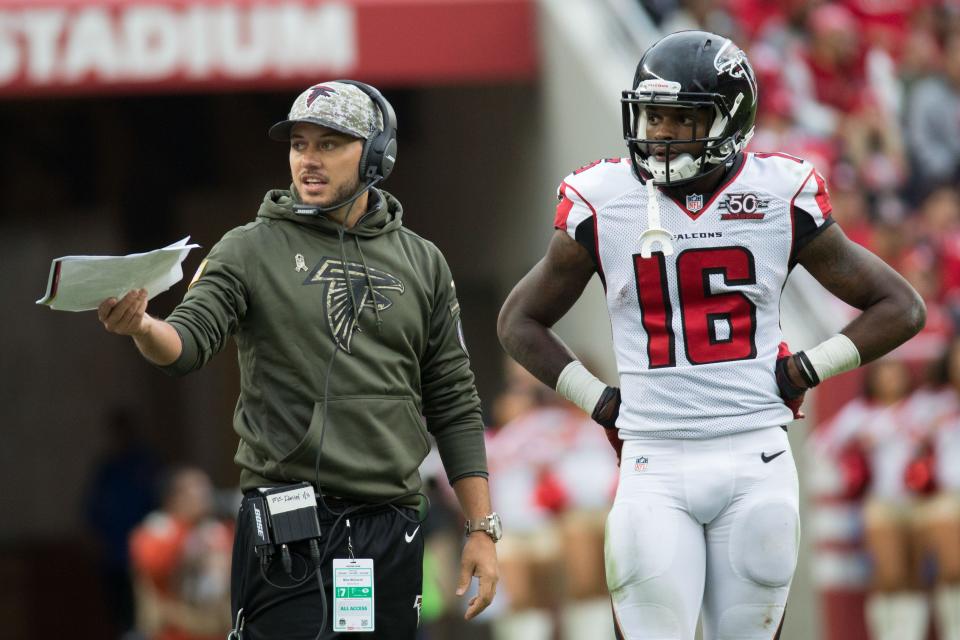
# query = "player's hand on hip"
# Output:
<box><xmin>774</xmin><ymin>341</ymin><xmax>806</xmax><ymax>420</ymax></box>
<box><xmin>98</xmin><ymin>289</ymin><xmax>150</xmax><ymax>337</ymax></box>
<box><xmin>592</xmin><ymin>386</ymin><xmax>624</xmax><ymax>462</ymax></box>
<box><xmin>457</xmin><ymin>532</ymin><xmax>498</xmax><ymax>620</ymax></box>
<box><xmin>591</xmin><ymin>386</ymin><xmax>621</xmax><ymax>428</ymax></box>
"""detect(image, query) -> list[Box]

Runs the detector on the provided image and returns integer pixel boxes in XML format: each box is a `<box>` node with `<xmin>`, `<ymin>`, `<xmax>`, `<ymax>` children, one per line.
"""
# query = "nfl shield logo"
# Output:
<box><xmin>634</xmin><ymin>456</ymin><xmax>648</xmax><ymax>472</ymax></box>
<box><xmin>686</xmin><ymin>194</ymin><xmax>704</xmax><ymax>212</ymax></box>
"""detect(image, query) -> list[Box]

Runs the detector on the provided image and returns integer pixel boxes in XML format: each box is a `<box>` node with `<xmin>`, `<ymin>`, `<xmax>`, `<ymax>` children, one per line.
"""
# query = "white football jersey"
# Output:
<box><xmin>555</xmin><ymin>153</ymin><xmax>833</xmax><ymax>439</ymax></box>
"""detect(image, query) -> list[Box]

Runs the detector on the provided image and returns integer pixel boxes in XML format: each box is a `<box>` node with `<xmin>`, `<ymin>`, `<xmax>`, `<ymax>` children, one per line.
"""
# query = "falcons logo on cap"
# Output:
<box><xmin>304</xmin><ymin>258</ymin><xmax>404</xmax><ymax>353</ymax></box>
<box><xmin>306</xmin><ymin>84</ymin><xmax>337</xmax><ymax>107</ymax></box>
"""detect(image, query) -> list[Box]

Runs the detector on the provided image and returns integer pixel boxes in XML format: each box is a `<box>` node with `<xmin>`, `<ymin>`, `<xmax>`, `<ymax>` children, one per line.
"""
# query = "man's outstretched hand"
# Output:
<box><xmin>98</xmin><ymin>289</ymin><xmax>150</xmax><ymax>336</ymax></box>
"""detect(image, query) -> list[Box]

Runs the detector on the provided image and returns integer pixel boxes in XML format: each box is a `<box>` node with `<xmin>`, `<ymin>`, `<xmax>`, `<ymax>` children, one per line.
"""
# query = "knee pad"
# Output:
<box><xmin>730</xmin><ymin>500</ymin><xmax>800</xmax><ymax>587</ymax></box>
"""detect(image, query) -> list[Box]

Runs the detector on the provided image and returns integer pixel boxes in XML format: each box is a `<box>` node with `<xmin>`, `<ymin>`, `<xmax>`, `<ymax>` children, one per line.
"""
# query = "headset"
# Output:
<box><xmin>339</xmin><ymin>79</ymin><xmax>398</xmax><ymax>183</ymax></box>
<box><xmin>292</xmin><ymin>79</ymin><xmax>398</xmax><ymax>216</ymax></box>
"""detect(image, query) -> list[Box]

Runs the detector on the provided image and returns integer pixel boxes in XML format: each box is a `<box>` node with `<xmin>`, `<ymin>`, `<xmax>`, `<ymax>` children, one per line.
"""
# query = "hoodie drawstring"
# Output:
<box><xmin>355</xmin><ymin>236</ymin><xmax>383</xmax><ymax>334</ymax></box>
<box><xmin>337</xmin><ymin>227</ymin><xmax>362</xmax><ymax>325</ymax></box>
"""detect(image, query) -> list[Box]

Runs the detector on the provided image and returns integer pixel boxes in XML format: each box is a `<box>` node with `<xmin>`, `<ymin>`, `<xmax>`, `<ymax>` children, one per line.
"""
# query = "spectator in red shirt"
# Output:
<box><xmin>129</xmin><ymin>467</ymin><xmax>233</xmax><ymax>640</ymax></box>
<box><xmin>783</xmin><ymin>3</ymin><xmax>901</xmax><ymax>140</ymax></box>
<box><xmin>803</xmin><ymin>4</ymin><xmax>867</xmax><ymax>113</ymax></box>
<box><xmin>842</xmin><ymin>0</ymin><xmax>937</xmax><ymax>58</ymax></box>
<box><xmin>726</xmin><ymin>0</ymin><xmax>811</xmax><ymax>42</ymax></box>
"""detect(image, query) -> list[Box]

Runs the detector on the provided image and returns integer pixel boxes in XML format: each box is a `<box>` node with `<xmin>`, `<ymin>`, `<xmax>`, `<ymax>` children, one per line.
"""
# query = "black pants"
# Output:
<box><xmin>231</xmin><ymin>492</ymin><xmax>424</xmax><ymax>639</ymax></box>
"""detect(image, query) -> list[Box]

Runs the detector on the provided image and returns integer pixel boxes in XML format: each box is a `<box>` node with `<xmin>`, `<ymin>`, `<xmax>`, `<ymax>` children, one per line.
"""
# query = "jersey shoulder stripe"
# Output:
<box><xmin>792</xmin><ymin>165</ymin><xmax>832</xmax><ymax>221</ymax></box>
<box><xmin>741</xmin><ymin>151</ymin><xmax>816</xmax><ymax>201</ymax></box>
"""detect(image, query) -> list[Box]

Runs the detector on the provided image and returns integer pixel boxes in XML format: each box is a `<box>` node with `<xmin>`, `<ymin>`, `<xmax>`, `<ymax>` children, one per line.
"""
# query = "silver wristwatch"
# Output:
<box><xmin>464</xmin><ymin>512</ymin><xmax>502</xmax><ymax>542</ymax></box>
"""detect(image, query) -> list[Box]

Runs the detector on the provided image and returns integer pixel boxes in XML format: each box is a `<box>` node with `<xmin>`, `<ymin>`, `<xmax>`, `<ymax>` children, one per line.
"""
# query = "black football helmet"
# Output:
<box><xmin>622</xmin><ymin>31</ymin><xmax>758</xmax><ymax>185</ymax></box>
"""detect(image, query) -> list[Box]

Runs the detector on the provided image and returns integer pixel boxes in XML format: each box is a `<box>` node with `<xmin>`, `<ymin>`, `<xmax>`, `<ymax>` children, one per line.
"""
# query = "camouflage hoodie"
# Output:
<box><xmin>161</xmin><ymin>188</ymin><xmax>486</xmax><ymax>504</ymax></box>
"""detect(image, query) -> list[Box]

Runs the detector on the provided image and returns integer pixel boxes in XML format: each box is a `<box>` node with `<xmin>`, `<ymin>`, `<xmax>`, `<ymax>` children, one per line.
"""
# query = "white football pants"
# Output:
<box><xmin>606</xmin><ymin>426</ymin><xmax>800</xmax><ymax>640</ymax></box>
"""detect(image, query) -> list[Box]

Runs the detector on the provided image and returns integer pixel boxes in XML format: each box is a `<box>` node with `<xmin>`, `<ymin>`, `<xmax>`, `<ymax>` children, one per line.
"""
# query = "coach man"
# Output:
<box><xmin>97</xmin><ymin>80</ymin><xmax>499</xmax><ymax>639</ymax></box>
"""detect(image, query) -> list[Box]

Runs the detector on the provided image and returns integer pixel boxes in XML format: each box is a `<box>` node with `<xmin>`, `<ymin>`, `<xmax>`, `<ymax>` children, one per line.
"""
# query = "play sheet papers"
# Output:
<box><xmin>37</xmin><ymin>237</ymin><xmax>200</xmax><ymax>312</ymax></box>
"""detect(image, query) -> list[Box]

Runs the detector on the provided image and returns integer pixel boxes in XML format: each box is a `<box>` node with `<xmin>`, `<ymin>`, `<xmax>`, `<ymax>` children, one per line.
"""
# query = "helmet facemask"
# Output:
<box><xmin>622</xmin><ymin>88</ymin><xmax>753</xmax><ymax>186</ymax></box>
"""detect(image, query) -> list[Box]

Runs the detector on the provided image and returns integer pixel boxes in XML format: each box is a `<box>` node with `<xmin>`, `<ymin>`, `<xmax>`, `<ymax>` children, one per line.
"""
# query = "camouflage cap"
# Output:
<box><xmin>268</xmin><ymin>81</ymin><xmax>384</xmax><ymax>141</ymax></box>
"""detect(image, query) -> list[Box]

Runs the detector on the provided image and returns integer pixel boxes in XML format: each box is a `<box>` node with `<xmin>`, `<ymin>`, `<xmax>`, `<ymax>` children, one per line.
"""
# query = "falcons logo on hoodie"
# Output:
<box><xmin>304</xmin><ymin>258</ymin><xmax>404</xmax><ymax>353</ymax></box>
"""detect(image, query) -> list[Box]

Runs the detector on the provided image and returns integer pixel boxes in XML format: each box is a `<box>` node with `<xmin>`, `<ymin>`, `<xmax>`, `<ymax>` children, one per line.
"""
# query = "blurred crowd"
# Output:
<box><xmin>85</xmin><ymin>420</ymin><xmax>236</xmax><ymax>640</ymax></box>
<box><xmin>420</xmin><ymin>359</ymin><xmax>619</xmax><ymax>640</ymax></box>
<box><xmin>808</xmin><ymin>340</ymin><xmax>960</xmax><ymax>640</ymax></box>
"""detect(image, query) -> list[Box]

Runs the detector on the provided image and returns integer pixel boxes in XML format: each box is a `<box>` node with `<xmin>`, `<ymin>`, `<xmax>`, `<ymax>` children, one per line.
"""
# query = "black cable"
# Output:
<box><xmin>304</xmin><ymin>194</ymin><xmax>433</xmax><ymax>637</ymax></box>
<box><xmin>309</xmin><ymin>283</ymin><xmax>348</xmax><ymax>640</ymax></box>
<box><xmin>258</xmin><ymin>552</ymin><xmax>315</xmax><ymax>590</ymax></box>
<box><xmin>313</xmin><ymin>341</ymin><xmax>341</xmax><ymax>500</ymax></box>
<box><xmin>309</xmin><ymin>539</ymin><xmax>326</xmax><ymax>640</ymax></box>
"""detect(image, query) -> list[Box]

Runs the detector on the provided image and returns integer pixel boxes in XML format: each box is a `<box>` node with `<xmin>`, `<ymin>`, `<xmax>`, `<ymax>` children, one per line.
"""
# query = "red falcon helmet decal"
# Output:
<box><xmin>306</xmin><ymin>84</ymin><xmax>337</xmax><ymax>107</ymax></box>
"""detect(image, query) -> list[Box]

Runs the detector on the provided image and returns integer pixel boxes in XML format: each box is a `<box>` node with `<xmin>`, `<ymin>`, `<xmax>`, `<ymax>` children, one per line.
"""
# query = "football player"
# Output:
<box><xmin>497</xmin><ymin>30</ymin><xmax>926</xmax><ymax>639</ymax></box>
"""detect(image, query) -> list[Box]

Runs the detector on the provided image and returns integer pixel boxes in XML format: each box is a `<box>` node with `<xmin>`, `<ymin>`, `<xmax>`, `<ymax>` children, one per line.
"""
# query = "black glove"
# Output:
<box><xmin>591</xmin><ymin>386</ymin><xmax>621</xmax><ymax>428</ymax></box>
<box><xmin>591</xmin><ymin>386</ymin><xmax>623</xmax><ymax>464</ymax></box>
<box><xmin>774</xmin><ymin>354</ymin><xmax>807</xmax><ymax>401</ymax></box>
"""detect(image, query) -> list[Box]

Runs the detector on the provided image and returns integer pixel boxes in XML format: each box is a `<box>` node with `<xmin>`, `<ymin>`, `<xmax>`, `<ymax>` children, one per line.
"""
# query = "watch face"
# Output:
<box><xmin>489</xmin><ymin>514</ymin><xmax>502</xmax><ymax>541</ymax></box>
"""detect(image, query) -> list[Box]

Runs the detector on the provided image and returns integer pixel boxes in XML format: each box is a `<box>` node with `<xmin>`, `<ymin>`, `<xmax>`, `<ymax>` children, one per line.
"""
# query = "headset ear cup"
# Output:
<box><xmin>365</xmin><ymin>134</ymin><xmax>383</xmax><ymax>180</ymax></box>
<box><xmin>361</xmin><ymin>131</ymin><xmax>396</xmax><ymax>180</ymax></box>
<box><xmin>359</xmin><ymin>138</ymin><xmax>373</xmax><ymax>181</ymax></box>
<box><xmin>379</xmin><ymin>137</ymin><xmax>397</xmax><ymax>180</ymax></box>
<box><xmin>333</xmin><ymin>78</ymin><xmax>396</xmax><ymax>181</ymax></box>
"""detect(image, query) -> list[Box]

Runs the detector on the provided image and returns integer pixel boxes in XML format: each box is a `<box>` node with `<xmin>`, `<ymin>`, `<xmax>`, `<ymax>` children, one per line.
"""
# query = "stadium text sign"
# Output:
<box><xmin>0</xmin><ymin>0</ymin><xmax>537</xmax><ymax>96</ymax></box>
<box><xmin>0</xmin><ymin>2</ymin><xmax>355</xmax><ymax>93</ymax></box>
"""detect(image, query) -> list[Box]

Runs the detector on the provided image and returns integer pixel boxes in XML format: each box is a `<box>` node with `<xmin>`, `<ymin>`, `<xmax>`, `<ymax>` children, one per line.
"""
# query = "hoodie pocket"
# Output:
<box><xmin>276</xmin><ymin>395</ymin><xmax>431</xmax><ymax>497</ymax></box>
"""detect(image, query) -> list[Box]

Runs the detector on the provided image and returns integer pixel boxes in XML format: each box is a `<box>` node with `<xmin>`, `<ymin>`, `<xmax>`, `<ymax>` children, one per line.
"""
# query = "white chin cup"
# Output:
<box><xmin>643</xmin><ymin>153</ymin><xmax>699</xmax><ymax>184</ymax></box>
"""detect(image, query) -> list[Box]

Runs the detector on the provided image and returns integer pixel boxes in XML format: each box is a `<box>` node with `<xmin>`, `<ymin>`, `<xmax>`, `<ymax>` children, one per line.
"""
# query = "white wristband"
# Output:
<box><xmin>803</xmin><ymin>334</ymin><xmax>861</xmax><ymax>383</ymax></box>
<box><xmin>556</xmin><ymin>360</ymin><xmax>607</xmax><ymax>415</ymax></box>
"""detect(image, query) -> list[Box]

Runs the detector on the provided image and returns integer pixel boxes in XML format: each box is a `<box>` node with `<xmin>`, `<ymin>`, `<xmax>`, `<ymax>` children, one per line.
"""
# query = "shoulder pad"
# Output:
<box><xmin>745</xmin><ymin>152</ymin><xmax>821</xmax><ymax>201</ymax></box>
<box><xmin>559</xmin><ymin>158</ymin><xmax>635</xmax><ymax>210</ymax></box>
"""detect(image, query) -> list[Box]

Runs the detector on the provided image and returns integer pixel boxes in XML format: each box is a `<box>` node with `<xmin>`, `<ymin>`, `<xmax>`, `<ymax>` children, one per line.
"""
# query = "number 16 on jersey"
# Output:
<box><xmin>634</xmin><ymin>246</ymin><xmax>758</xmax><ymax>368</ymax></box>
